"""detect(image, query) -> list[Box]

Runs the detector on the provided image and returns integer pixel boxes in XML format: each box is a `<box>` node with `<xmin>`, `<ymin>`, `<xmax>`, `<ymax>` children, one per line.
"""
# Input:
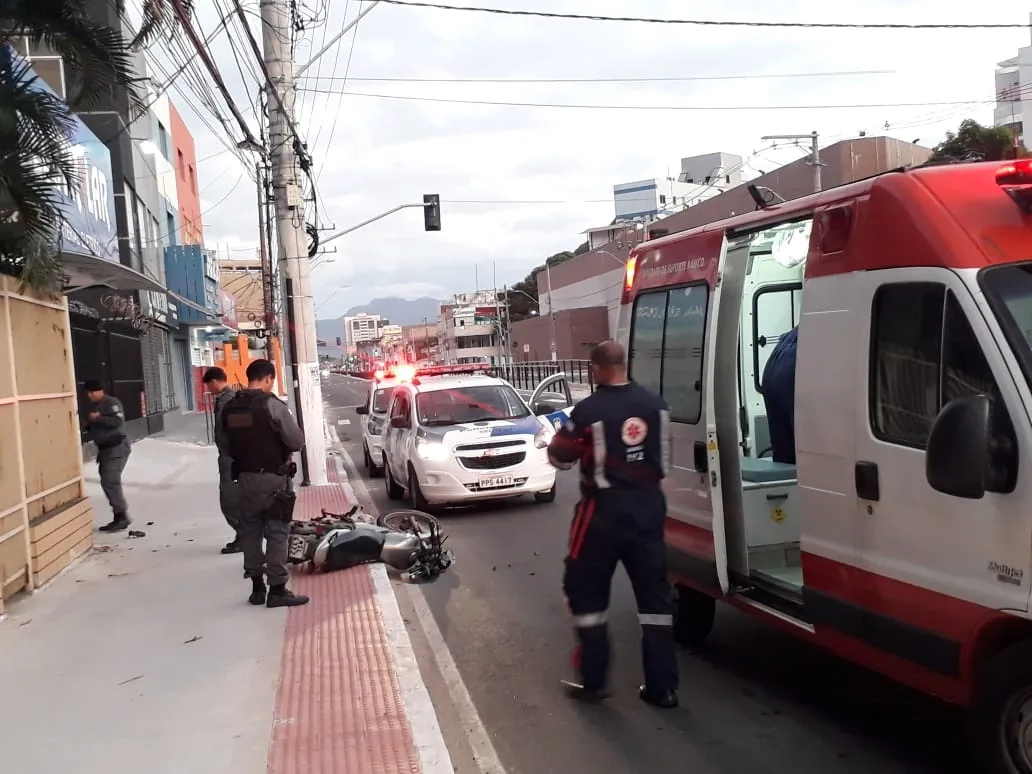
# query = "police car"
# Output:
<box><xmin>378</xmin><ymin>365</ymin><xmax>575</xmax><ymax>509</ymax></box>
<box><xmin>355</xmin><ymin>368</ymin><xmax>404</xmax><ymax>477</ymax></box>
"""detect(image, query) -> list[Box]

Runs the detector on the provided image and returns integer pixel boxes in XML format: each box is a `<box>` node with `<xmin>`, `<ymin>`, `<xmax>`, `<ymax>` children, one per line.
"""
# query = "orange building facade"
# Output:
<box><xmin>168</xmin><ymin>103</ymin><xmax>203</xmax><ymax>245</ymax></box>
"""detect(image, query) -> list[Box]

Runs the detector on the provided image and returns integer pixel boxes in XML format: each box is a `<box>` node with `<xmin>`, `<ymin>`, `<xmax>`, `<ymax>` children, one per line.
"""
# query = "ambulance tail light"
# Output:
<box><xmin>996</xmin><ymin>159</ymin><xmax>1032</xmax><ymax>214</ymax></box>
<box><xmin>621</xmin><ymin>255</ymin><xmax>638</xmax><ymax>304</ymax></box>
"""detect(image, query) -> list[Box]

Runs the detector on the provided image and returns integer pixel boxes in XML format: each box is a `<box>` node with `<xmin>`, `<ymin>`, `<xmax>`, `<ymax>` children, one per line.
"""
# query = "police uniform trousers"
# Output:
<box><xmin>98</xmin><ymin>442</ymin><xmax>131</xmax><ymax>516</ymax></box>
<box><xmin>562</xmin><ymin>489</ymin><xmax>678</xmax><ymax>693</ymax></box>
<box><xmin>236</xmin><ymin>472</ymin><xmax>291</xmax><ymax>586</ymax></box>
<box><xmin>217</xmin><ymin>454</ymin><xmax>242</xmax><ymax>533</ymax></box>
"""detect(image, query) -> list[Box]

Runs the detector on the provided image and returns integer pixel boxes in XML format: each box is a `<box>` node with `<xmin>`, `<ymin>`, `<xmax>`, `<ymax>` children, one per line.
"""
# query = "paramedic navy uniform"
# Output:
<box><xmin>547</xmin><ymin>381</ymin><xmax>679</xmax><ymax>698</ymax></box>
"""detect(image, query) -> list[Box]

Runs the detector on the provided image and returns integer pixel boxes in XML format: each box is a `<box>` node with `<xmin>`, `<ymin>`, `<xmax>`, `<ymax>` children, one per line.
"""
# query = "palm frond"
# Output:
<box><xmin>0</xmin><ymin>50</ymin><xmax>81</xmax><ymax>290</ymax></box>
<box><xmin>130</xmin><ymin>0</ymin><xmax>192</xmax><ymax>49</ymax></box>
<box><xmin>0</xmin><ymin>0</ymin><xmax>148</xmax><ymax>115</ymax></box>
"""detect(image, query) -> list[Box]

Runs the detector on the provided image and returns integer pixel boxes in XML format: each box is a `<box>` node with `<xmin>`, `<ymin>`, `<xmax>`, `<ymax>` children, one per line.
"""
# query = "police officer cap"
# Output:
<box><xmin>83</xmin><ymin>379</ymin><xmax>103</xmax><ymax>392</ymax></box>
<box><xmin>203</xmin><ymin>366</ymin><xmax>227</xmax><ymax>383</ymax></box>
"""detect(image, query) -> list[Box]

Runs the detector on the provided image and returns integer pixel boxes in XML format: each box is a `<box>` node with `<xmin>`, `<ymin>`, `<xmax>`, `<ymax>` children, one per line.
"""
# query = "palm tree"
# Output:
<box><xmin>0</xmin><ymin>0</ymin><xmax>188</xmax><ymax>292</ymax></box>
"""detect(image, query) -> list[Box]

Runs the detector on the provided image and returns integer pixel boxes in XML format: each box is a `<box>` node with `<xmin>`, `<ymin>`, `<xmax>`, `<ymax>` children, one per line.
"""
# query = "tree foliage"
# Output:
<box><xmin>0</xmin><ymin>0</ymin><xmax>181</xmax><ymax>291</ymax></box>
<box><xmin>930</xmin><ymin>119</ymin><xmax>1029</xmax><ymax>164</ymax></box>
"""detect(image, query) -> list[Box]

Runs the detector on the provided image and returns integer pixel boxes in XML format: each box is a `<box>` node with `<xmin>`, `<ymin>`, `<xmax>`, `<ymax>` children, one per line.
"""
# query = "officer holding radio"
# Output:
<box><xmin>221</xmin><ymin>359</ymin><xmax>310</xmax><ymax>608</ymax></box>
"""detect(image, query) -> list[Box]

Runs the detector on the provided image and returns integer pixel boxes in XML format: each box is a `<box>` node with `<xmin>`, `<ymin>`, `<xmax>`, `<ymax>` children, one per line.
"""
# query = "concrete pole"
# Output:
<box><xmin>545</xmin><ymin>262</ymin><xmax>557</xmax><ymax>362</ymax></box>
<box><xmin>259</xmin><ymin>0</ymin><xmax>327</xmax><ymax>485</ymax></box>
<box><xmin>811</xmin><ymin>131</ymin><xmax>823</xmax><ymax>193</ymax></box>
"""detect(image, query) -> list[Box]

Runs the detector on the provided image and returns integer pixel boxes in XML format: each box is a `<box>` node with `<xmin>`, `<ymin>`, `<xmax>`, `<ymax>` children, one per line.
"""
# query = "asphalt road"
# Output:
<box><xmin>321</xmin><ymin>373</ymin><xmax>967</xmax><ymax>774</ymax></box>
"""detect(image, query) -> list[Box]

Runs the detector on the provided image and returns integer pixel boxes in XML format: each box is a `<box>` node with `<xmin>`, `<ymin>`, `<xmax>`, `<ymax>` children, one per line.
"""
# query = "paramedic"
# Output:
<box><xmin>81</xmin><ymin>379</ymin><xmax>132</xmax><ymax>532</ymax></box>
<box><xmin>221</xmin><ymin>359</ymin><xmax>310</xmax><ymax>608</ymax></box>
<box><xmin>202</xmin><ymin>366</ymin><xmax>242</xmax><ymax>555</ymax></box>
<box><xmin>547</xmin><ymin>340</ymin><xmax>679</xmax><ymax>709</ymax></box>
<box><xmin>760</xmin><ymin>325</ymin><xmax>799</xmax><ymax>465</ymax></box>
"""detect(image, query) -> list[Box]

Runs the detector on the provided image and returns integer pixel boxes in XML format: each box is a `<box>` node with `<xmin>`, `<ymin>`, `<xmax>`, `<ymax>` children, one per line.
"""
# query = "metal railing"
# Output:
<box><xmin>492</xmin><ymin>360</ymin><xmax>594</xmax><ymax>393</ymax></box>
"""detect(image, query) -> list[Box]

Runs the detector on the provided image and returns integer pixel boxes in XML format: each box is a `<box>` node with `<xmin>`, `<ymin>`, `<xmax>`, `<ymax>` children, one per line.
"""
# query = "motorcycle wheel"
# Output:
<box><xmin>377</xmin><ymin>509</ymin><xmax>440</xmax><ymax>536</ymax></box>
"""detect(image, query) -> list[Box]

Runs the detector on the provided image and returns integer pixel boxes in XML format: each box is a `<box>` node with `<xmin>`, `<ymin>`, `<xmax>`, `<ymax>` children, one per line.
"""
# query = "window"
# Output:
<box><xmin>166</xmin><ymin>212</ymin><xmax>177</xmax><ymax>246</ymax></box>
<box><xmin>415</xmin><ymin>385</ymin><xmax>528</xmax><ymax>425</ymax></box>
<box><xmin>189</xmin><ymin>165</ymin><xmax>196</xmax><ymax>192</ymax></box>
<box><xmin>373</xmin><ymin>387</ymin><xmax>397</xmax><ymax>414</ymax></box>
<box><xmin>870</xmin><ymin>282</ymin><xmax>1010</xmax><ymax>452</ymax></box>
<box><xmin>389</xmin><ymin>391</ymin><xmax>410</xmax><ymax>422</ymax></box>
<box><xmin>629</xmin><ymin>284</ymin><xmax>709</xmax><ymax>423</ymax></box>
<box><xmin>753</xmin><ymin>284</ymin><xmax>802</xmax><ymax>390</ymax></box>
<box><xmin>177</xmin><ymin>149</ymin><xmax>185</xmax><ymax>179</ymax></box>
<box><xmin>659</xmin><ymin>194</ymin><xmax>667</xmax><ymax>205</ymax></box>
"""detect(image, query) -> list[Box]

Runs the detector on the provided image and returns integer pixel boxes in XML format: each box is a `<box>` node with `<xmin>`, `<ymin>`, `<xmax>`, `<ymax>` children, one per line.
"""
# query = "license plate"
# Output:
<box><xmin>478</xmin><ymin>475</ymin><xmax>514</xmax><ymax>489</ymax></box>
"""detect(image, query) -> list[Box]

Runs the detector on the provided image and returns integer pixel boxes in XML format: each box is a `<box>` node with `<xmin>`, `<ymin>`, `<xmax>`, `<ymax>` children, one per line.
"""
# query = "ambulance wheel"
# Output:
<box><xmin>970</xmin><ymin>640</ymin><xmax>1032</xmax><ymax>774</ymax></box>
<box><xmin>384</xmin><ymin>457</ymin><xmax>404</xmax><ymax>500</ymax></box>
<box><xmin>408</xmin><ymin>466</ymin><xmax>433</xmax><ymax>512</ymax></box>
<box><xmin>673</xmin><ymin>584</ymin><xmax>716</xmax><ymax>649</ymax></box>
<box><xmin>534</xmin><ymin>484</ymin><xmax>557</xmax><ymax>504</ymax></box>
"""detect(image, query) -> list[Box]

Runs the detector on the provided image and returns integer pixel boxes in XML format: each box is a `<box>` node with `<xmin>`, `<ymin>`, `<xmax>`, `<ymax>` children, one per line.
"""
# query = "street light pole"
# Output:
<box><xmin>260</xmin><ymin>0</ymin><xmax>327</xmax><ymax>485</ymax></box>
<box><xmin>761</xmin><ymin>131</ymin><xmax>824</xmax><ymax>193</ymax></box>
<box><xmin>544</xmin><ymin>261</ymin><xmax>557</xmax><ymax>362</ymax></box>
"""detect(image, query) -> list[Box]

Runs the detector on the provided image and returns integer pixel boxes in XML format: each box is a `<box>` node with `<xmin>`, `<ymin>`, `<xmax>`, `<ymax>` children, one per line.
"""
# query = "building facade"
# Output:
<box><xmin>344</xmin><ymin>313</ymin><xmax>383</xmax><ymax>351</ymax></box>
<box><xmin>169</xmin><ymin>102</ymin><xmax>203</xmax><ymax>245</ymax></box>
<box><xmin>994</xmin><ymin>31</ymin><xmax>1032</xmax><ymax>149</ymax></box>
<box><xmin>541</xmin><ymin>136</ymin><xmax>934</xmax><ymax>343</ymax></box>
<box><xmin>437</xmin><ymin>291</ymin><xmax>504</xmax><ymax>365</ymax></box>
<box><xmin>613</xmin><ymin>152</ymin><xmax>743</xmax><ymax>222</ymax></box>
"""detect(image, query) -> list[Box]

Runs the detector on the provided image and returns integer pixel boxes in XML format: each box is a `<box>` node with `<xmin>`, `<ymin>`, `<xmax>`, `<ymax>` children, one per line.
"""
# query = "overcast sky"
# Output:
<box><xmin>140</xmin><ymin>0</ymin><xmax>1031</xmax><ymax>318</ymax></box>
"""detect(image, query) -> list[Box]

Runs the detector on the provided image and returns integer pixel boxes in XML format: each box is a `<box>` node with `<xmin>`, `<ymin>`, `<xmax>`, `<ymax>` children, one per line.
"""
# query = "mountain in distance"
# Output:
<box><xmin>315</xmin><ymin>296</ymin><xmax>443</xmax><ymax>344</ymax></box>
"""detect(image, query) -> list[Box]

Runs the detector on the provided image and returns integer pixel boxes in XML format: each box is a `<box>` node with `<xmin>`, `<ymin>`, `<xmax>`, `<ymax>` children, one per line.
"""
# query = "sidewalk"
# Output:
<box><xmin>0</xmin><ymin>436</ymin><xmax>451</xmax><ymax>774</ymax></box>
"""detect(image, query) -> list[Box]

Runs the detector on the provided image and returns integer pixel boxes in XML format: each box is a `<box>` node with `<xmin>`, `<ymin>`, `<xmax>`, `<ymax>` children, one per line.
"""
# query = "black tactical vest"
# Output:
<box><xmin>221</xmin><ymin>391</ymin><xmax>289</xmax><ymax>473</ymax></box>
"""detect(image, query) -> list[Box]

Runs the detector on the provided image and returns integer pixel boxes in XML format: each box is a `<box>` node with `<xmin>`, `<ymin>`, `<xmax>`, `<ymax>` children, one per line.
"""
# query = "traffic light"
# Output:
<box><xmin>423</xmin><ymin>193</ymin><xmax>441</xmax><ymax>232</ymax></box>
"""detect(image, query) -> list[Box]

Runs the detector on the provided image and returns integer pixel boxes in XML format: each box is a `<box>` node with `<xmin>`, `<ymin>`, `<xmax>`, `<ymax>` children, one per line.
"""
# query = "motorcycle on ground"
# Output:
<box><xmin>287</xmin><ymin>505</ymin><xmax>454</xmax><ymax>582</ymax></box>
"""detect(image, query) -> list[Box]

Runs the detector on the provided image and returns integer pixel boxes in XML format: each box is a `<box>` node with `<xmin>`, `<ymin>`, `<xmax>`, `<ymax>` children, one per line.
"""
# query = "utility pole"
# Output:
<box><xmin>259</xmin><ymin>0</ymin><xmax>327</xmax><ymax>486</ymax></box>
<box><xmin>256</xmin><ymin>163</ymin><xmax>275</xmax><ymax>358</ymax></box>
<box><xmin>761</xmin><ymin>131</ymin><xmax>824</xmax><ymax>193</ymax></box>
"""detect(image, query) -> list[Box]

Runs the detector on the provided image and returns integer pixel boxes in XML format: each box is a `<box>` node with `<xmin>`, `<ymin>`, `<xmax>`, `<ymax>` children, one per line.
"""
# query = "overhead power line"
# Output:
<box><xmin>293</xmin><ymin>89</ymin><xmax>1014</xmax><ymax>112</ymax></box>
<box><xmin>378</xmin><ymin>0</ymin><xmax>1032</xmax><ymax>30</ymax></box>
<box><xmin>303</xmin><ymin>68</ymin><xmax>897</xmax><ymax>84</ymax></box>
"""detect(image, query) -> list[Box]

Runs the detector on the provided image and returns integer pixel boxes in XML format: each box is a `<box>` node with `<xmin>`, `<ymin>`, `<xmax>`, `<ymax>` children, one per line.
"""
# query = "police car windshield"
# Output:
<box><xmin>372</xmin><ymin>387</ymin><xmax>396</xmax><ymax>414</ymax></box>
<box><xmin>416</xmin><ymin>384</ymin><xmax>529</xmax><ymax>426</ymax></box>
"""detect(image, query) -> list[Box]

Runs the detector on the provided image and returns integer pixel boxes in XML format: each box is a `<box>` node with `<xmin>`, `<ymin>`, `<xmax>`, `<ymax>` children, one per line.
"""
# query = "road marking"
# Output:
<box><xmin>337</xmin><ymin>443</ymin><xmax>508</xmax><ymax>774</ymax></box>
<box><xmin>337</xmin><ymin>418</ymin><xmax>350</xmax><ymax>425</ymax></box>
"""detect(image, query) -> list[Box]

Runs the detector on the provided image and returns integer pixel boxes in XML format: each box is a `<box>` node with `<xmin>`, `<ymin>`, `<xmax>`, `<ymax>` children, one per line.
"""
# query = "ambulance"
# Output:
<box><xmin>615</xmin><ymin>159</ymin><xmax>1032</xmax><ymax>772</ymax></box>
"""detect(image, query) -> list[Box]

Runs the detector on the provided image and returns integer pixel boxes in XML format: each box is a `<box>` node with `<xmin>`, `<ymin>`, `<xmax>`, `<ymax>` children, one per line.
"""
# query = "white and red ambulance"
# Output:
<box><xmin>615</xmin><ymin>159</ymin><xmax>1032</xmax><ymax>772</ymax></box>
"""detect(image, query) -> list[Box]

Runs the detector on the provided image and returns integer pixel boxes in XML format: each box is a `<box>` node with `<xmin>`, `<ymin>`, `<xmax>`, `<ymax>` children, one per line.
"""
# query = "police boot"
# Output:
<box><xmin>266</xmin><ymin>585</ymin><xmax>310</xmax><ymax>608</ymax></box>
<box><xmin>248</xmin><ymin>577</ymin><xmax>267</xmax><ymax>606</ymax></box>
<box><xmin>639</xmin><ymin>685</ymin><xmax>679</xmax><ymax>709</ymax></box>
<box><xmin>99</xmin><ymin>513</ymin><xmax>131</xmax><ymax>533</ymax></box>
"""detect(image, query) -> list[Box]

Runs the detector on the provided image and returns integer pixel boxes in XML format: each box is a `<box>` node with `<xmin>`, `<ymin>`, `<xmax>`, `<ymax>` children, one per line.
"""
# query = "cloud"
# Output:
<box><xmin>155</xmin><ymin>0</ymin><xmax>1030</xmax><ymax>317</ymax></box>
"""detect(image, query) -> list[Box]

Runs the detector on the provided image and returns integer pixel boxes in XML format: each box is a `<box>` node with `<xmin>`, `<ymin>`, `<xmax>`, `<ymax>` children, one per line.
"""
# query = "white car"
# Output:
<box><xmin>355</xmin><ymin>372</ymin><xmax>403</xmax><ymax>477</ymax></box>
<box><xmin>380</xmin><ymin>368</ymin><xmax>576</xmax><ymax>510</ymax></box>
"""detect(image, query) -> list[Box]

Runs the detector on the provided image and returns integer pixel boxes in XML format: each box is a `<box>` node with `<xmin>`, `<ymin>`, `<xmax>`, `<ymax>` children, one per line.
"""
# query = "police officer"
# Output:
<box><xmin>202</xmin><ymin>366</ymin><xmax>242</xmax><ymax>554</ymax></box>
<box><xmin>547</xmin><ymin>341</ymin><xmax>679</xmax><ymax>709</ymax></box>
<box><xmin>81</xmin><ymin>379</ymin><xmax>132</xmax><ymax>532</ymax></box>
<box><xmin>221</xmin><ymin>359</ymin><xmax>309</xmax><ymax>608</ymax></box>
<box><xmin>760</xmin><ymin>325</ymin><xmax>799</xmax><ymax>465</ymax></box>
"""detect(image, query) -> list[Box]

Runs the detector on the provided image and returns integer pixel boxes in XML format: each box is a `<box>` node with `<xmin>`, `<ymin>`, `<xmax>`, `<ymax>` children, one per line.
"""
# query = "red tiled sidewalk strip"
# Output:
<box><xmin>268</xmin><ymin>467</ymin><xmax>422</xmax><ymax>773</ymax></box>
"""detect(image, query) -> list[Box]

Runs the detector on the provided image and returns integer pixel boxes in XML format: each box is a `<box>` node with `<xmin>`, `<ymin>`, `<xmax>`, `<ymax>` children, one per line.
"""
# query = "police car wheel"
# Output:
<box><xmin>384</xmin><ymin>458</ymin><xmax>404</xmax><ymax>500</ymax></box>
<box><xmin>534</xmin><ymin>485</ymin><xmax>556</xmax><ymax>504</ymax></box>
<box><xmin>673</xmin><ymin>584</ymin><xmax>716</xmax><ymax>649</ymax></box>
<box><xmin>407</xmin><ymin>466</ymin><xmax>433</xmax><ymax>511</ymax></box>
<box><xmin>970</xmin><ymin>640</ymin><xmax>1032</xmax><ymax>774</ymax></box>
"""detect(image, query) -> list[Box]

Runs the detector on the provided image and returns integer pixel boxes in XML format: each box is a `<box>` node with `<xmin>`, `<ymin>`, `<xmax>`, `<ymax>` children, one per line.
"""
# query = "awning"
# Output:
<box><xmin>61</xmin><ymin>252</ymin><xmax>166</xmax><ymax>294</ymax></box>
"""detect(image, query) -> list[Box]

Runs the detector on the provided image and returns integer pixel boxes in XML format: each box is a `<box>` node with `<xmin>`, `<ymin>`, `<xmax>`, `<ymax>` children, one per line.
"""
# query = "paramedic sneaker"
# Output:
<box><xmin>266</xmin><ymin>585</ymin><xmax>309</xmax><ymax>608</ymax></box>
<box><xmin>561</xmin><ymin>679</ymin><xmax>612</xmax><ymax>703</ymax></box>
<box><xmin>248</xmin><ymin>578</ymin><xmax>267</xmax><ymax>606</ymax></box>
<box><xmin>639</xmin><ymin>685</ymin><xmax>679</xmax><ymax>709</ymax></box>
